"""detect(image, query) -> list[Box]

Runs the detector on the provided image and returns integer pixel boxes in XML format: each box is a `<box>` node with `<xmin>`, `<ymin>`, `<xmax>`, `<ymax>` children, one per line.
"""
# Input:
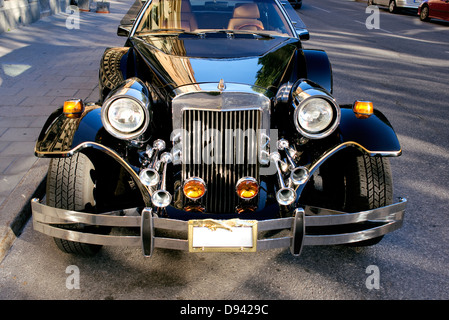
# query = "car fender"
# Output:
<box><xmin>99</xmin><ymin>47</ymin><xmax>134</xmax><ymax>103</ymax></box>
<box><xmin>293</xmin><ymin>106</ymin><xmax>401</xmax><ymax>198</ymax></box>
<box><xmin>35</xmin><ymin>106</ymin><xmax>152</xmax><ymax>205</ymax></box>
<box><xmin>302</xmin><ymin>49</ymin><xmax>333</xmax><ymax>94</ymax></box>
<box><xmin>337</xmin><ymin>105</ymin><xmax>402</xmax><ymax>156</ymax></box>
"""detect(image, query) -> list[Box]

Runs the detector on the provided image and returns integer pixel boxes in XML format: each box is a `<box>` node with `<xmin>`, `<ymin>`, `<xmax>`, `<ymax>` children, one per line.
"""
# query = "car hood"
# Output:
<box><xmin>131</xmin><ymin>34</ymin><xmax>301</xmax><ymax>93</ymax></box>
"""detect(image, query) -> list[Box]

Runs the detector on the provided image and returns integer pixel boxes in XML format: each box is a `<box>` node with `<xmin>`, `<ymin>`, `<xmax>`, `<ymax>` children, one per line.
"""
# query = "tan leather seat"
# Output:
<box><xmin>181</xmin><ymin>0</ymin><xmax>198</xmax><ymax>31</ymax></box>
<box><xmin>227</xmin><ymin>3</ymin><xmax>264</xmax><ymax>31</ymax></box>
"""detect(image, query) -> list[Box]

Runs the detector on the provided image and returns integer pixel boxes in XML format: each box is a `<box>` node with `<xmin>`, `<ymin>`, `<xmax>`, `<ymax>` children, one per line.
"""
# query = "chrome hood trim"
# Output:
<box><xmin>171</xmin><ymin>82</ymin><xmax>271</xmax><ymax>131</ymax></box>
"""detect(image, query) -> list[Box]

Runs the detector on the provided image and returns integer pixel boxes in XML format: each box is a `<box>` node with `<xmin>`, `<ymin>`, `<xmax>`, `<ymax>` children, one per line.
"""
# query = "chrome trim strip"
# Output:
<box><xmin>33</xmin><ymin>221</ymin><xmax>142</xmax><ymax>247</ymax></box>
<box><xmin>35</xmin><ymin>141</ymin><xmax>152</xmax><ymax>205</ymax></box>
<box><xmin>303</xmin><ymin>219</ymin><xmax>403</xmax><ymax>246</ymax></box>
<box><xmin>294</xmin><ymin>141</ymin><xmax>402</xmax><ymax>195</ymax></box>
<box><xmin>257</xmin><ymin>237</ymin><xmax>292</xmax><ymax>251</ymax></box>
<box><xmin>31</xmin><ymin>199</ymin><xmax>141</xmax><ymax>226</ymax></box>
<box><xmin>304</xmin><ymin>199</ymin><xmax>407</xmax><ymax>227</ymax></box>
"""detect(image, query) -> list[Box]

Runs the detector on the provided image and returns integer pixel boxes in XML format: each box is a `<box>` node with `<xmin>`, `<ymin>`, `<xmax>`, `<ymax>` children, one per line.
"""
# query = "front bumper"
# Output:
<box><xmin>31</xmin><ymin>197</ymin><xmax>406</xmax><ymax>257</ymax></box>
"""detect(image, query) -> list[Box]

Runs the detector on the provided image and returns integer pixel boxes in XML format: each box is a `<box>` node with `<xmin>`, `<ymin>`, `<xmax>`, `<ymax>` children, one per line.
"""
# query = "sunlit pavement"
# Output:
<box><xmin>0</xmin><ymin>0</ymin><xmax>136</xmax><ymax>261</ymax></box>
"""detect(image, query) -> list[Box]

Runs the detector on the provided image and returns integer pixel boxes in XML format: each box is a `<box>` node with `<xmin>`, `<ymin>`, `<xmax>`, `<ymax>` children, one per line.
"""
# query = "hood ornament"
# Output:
<box><xmin>217</xmin><ymin>79</ymin><xmax>226</xmax><ymax>91</ymax></box>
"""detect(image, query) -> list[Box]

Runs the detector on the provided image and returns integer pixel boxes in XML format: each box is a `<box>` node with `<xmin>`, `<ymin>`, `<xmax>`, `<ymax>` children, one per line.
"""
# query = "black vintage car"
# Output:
<box><xmin>31</xmin><ymin>0</ymin><xmax>406</xmax><ymax>257</ymax></box>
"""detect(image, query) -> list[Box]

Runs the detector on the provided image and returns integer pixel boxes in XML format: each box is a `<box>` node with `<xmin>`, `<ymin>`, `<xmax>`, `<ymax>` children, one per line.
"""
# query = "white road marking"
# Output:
<box><xmin>310</xmin><ymin>5</ymin><xmax>331</xmax><ymax>13</ymax></box>
<box><xmin>354</xmin><ymin>20</ymin><xmax>392</xmax><ymax>34</ymax></box>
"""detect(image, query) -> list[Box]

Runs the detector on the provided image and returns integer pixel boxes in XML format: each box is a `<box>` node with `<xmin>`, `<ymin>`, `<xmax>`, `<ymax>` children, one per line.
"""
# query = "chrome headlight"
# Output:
<box><xmin>107</xmin><ymin>98</ymin><xmax>145</xmax><ymax>132</ymax></box>
<box><xmin>292</xmin><ymin>81</ymin><xmax>340</xmax><ymax>139</ymax></box>
<box><xmin>296</xmin><ymin>98</ymin><xmax>333</xmax><ymax>133</ymax></box>
<box><xmin>101</xmin><ymin>78</ymin><xmax>150</xmax><ymax>140</ymax></box>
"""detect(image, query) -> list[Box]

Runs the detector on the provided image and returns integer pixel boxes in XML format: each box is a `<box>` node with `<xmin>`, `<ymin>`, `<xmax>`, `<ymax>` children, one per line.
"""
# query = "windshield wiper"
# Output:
<box><xmin>136</xmin><ymin>28</ymin><xmax>186</xmax><ymax>34</ymax></box>
<box><xmin>202</xmin><ymin>29</ymin><xmax>275</xmax><ymax>39</ymax></box>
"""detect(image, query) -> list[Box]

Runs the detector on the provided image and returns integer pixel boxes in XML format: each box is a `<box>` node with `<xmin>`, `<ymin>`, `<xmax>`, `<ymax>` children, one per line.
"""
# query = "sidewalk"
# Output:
<box><xmin>0</xmin><ymin>0</ymin><xmax>136</xmax><ymax>261</ymax></box>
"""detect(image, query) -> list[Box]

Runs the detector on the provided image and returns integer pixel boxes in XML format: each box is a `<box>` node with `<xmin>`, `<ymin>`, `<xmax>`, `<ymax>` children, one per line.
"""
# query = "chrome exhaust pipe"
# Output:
<box><xmin>270</xmin><ymin>152</ymin><xmax>296</xmax><ymax>206</ymax></box>
<box><xmin>151</xmin><ymin>152</ymin><xmax>173</xmax><ymax>208</ymax></box>
<box><xmin>277</xmin><ymin>139</ymin><xmax>309</xmax><ymax>185</ymax></box>
<box><xmin>139</xmin><ymin>139</ymin><xmax>166</xmax><ymax>187</ymax></box>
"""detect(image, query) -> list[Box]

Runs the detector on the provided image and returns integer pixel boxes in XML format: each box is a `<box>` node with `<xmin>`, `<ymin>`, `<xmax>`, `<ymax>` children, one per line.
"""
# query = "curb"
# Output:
<box><xmin>0</xmin><ymin>158</ymin><xmax>48</xmax><ymax>263</ymax></box>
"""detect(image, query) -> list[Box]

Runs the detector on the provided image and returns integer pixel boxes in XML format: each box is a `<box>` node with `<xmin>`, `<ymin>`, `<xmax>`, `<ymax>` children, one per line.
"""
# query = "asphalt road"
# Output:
<box><xmin>1</xmin><ymin>0</ymin><xmax>449</xmax><ymax>304</ymax></box>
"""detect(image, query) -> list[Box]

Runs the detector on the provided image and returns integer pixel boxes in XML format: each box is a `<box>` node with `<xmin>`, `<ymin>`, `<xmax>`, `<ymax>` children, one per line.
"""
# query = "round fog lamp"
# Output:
<box><xmin>236</xmin><ymin>177</ymin><xmax>259</xmax><ymax>200</ymax></box>
<box><xmin>183</xmin><ymin>177</ymin><xmax>206</xmax><ymax>200</ymax></box>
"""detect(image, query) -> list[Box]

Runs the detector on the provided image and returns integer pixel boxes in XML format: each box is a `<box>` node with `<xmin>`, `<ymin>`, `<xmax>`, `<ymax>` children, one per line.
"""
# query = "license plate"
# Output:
<box><xmin>188</xmin><ymin>219</ymin><xmax>258</xmax><ymax>252</ymax></box>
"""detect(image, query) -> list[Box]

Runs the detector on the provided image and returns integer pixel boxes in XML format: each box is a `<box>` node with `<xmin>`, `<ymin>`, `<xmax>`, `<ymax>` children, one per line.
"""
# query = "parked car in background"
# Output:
<box><xmin>289</xmin><ymin>0</ymin><xmax>302</xmax><ymax>9</ymax></box>
<box><xmin>368</xmin><ymin>0</ymin><xmax>423</xmax><ymax>13</ymax></box>
<box><xmin>419</xmin><ymin>0</ymin><xmax>449</xmax><ymax>21</ymax></box>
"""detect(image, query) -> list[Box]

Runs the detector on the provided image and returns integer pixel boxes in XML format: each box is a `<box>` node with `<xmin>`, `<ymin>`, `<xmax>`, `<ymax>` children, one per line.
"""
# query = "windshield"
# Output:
<box><xmin>134</xmin><ymin>0</ymin><xmax>294</xmax><ymax>37</ymax></box>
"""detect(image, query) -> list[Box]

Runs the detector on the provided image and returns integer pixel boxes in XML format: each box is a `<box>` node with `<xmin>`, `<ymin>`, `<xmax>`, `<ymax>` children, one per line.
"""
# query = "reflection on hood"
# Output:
<box><xmin>133</xmin><ymin>34</ymin><xmax>300</xmax><ymax>90</ymax></box>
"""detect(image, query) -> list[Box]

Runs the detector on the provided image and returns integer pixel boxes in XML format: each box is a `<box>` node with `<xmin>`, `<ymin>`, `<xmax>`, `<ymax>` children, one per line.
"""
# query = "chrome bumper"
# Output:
<box><xmin>31</xmin><ymin>198</ymin><xmax>406</xmax><ymax>257</ymax></box>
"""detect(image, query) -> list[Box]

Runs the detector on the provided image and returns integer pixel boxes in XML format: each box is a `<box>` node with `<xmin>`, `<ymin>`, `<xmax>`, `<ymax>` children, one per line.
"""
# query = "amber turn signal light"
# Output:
<box><xmin>353</xmin><ymin>100</ymin><xmax>373</xmax><ymax>119</ymax></box>
<box><xmin>183</xmin><ymin>177</ymin><xmax>206</xmax><ymax>200</ymax></box>
<box><xmin>63</xmin><ymin>99</ymin><xmax>84</xmax><ymax>118</ymax></box>
<box><xmin>236</xmin><ymin>177</ymin><xmax>259</xmax><ymax>200</ymax></box>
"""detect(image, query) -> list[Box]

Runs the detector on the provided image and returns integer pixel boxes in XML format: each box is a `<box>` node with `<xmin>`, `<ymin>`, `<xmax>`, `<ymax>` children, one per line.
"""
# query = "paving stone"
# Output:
<box><xmin>3</xmin><ymin>155</ymin><xmax>37</xmax><ymax>175</ymax></box>
<box><xmin>0</xmin><ymin>128</ymin><xmax>41</xmax><ymax>142</ymax></box>
<box><xmin>0</xmin><ymin>141</ymin><xmax>36</xmax><ymax>156</ymax></box>
<box><xmin>0</xmin><ymin>117</ymin><xmax>34</xmax><ymax>128</ymax></box>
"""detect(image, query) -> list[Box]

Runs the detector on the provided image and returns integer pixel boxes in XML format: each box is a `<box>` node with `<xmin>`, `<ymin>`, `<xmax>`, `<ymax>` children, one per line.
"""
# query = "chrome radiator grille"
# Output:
<box><xmin>182</xmin><ymin>109</ymin><xmax>261</xmax><ymax>213</ymax></box>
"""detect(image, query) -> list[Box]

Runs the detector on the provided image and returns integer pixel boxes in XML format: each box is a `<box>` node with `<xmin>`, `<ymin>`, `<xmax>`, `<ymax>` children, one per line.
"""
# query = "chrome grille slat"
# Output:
<box><xmin>182</xmin><ymin>109</ymin><xmax>261</xmax><ymax>213</ymax></box>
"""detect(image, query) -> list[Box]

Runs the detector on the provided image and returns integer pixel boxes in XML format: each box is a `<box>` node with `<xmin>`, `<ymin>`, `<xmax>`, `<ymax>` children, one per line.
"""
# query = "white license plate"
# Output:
<box><xmin>188</xmin><ymin>219</ymin><xmax>258</xmax><ymax>252</ymax></box>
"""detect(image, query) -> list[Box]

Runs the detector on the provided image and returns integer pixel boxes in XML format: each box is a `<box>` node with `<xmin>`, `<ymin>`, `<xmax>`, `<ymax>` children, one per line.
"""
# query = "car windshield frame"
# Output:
<box><xmin>131</xmin><ymin>0</ymin><xmax>296</xmax><ymax>38</ymax></box>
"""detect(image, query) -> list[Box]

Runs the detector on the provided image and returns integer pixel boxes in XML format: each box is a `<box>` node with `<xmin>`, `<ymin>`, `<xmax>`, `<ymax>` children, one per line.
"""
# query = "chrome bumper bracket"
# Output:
<box><xmin>290</xmin><ymin>208</ymin><xmax>305</xmax><ymax>256</ymax></box>
<box><xmin>141</xmin><ymin>208</ymin><xmax>154</xmax><ymax>257</ymax></box>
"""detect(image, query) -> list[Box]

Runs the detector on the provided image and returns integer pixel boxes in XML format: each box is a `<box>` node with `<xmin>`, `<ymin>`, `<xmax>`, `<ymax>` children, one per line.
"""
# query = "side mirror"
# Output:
<box><xmin>117</xmin><ymin>25</ymin><xmax>131</xmax><ymax>37</ymax></box>
<box><xmin>291</xmin><ymin>20</ymin><xmax>309</xmax><ymax>41</ymax></box>
<box><xmin>296</xmin><ymin>29</ymin><xmax>310</xmax><ymax>41</ymax></box>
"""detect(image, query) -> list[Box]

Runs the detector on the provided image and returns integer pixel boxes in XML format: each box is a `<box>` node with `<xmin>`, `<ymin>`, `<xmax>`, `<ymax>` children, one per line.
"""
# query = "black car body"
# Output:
<box><xmin>32</xmin><ymin>0</ymin><xmax>406</xmax><ymax>257</ymax></box>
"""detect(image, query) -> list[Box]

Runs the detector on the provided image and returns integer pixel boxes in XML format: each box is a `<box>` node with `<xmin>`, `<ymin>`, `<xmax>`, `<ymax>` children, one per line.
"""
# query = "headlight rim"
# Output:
<box><xmin>293</xmin><ymin>95</ymin><xmax>340</xmax><ymax>139</ymax></box>
<box><xmin>101</xmin><ymin>95</ymin><xmax>150</xmax><ymax>140</ymax></box>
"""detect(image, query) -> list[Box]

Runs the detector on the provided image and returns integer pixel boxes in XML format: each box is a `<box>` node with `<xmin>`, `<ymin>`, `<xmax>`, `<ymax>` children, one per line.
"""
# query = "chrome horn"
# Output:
<box><xmin>151</xmin><ymin>152</ymin><xmax>173</xmax><ymax>208</ymax></box>
<box><xmin>270</xmin><ymin>152</ymin><xmax>296</xmax><ymax>206</ymax></box>
<box><xmin>277</xmin><ymin>139</ymin><xmax>309</xmax><ymax>186</ymax></box>
<box><xmin>139</xmin><ymin>139</ymin><xmax>166</xmax><ymax>187</ymax></box>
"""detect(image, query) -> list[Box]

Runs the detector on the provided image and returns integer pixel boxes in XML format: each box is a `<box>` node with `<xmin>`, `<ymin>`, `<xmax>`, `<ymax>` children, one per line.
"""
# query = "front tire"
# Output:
<box><xmin>343</xmin><ymin>150</ymin><xmax>393</xmax><ymax>246</ymax></box>
<box><xmin>344</xmin><ymin>151</ymin><xmax>393</xmax><ymax>213</ymax></box>
<box><xmin>305</xmin><ymin>149</ymin><xmax>393</xmax><ymax>246</ymax></box>
<box><xmin>389</xmin><ymin>0</ymin><xmax>399</xmax><ymax>13</ymax></box>
<box><xmin>46</xmin><ymin>153</ymin><xmax>107</xmax><ymax>256</ymax></box>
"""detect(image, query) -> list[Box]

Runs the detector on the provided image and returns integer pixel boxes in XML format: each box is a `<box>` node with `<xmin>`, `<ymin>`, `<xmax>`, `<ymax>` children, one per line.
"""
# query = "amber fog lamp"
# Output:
<box><xmin>63</xmin><ymin>99</ymin><xmax>84</xmax><ymax>119</ymax></box>
<box><xmin>183</xmin><ymin>177</ymin><xmax>206</xmax><ymax>200</ymax></box>
<box><xmin>236</xmin><ymin>177</ymin><xmax>259</xmax><ymax>200</ymax></box>
<box><xmin>353</xmin><ymin>100</ymin><xmax>374</xmax><ymax>119</ymax></box>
